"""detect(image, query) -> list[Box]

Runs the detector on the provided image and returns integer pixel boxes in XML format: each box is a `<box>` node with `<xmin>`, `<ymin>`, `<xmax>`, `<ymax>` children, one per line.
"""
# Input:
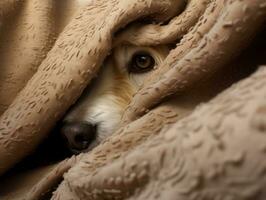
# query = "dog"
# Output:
<box><xmin>60</xmin><ymin>44</ymin><xmax>170</xmax><ymax>153</ymax></box>
<box><xmin>60</xmin><ymin>0</ymin><xmax>258</xmax><ymax>154</ymax></box>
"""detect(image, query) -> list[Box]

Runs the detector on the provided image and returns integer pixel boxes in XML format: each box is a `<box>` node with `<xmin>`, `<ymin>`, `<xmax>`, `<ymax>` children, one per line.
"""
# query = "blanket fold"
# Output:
<box><xmin>0</xmin><ymin>0</ymin><xmax>266</xmax><ymax>199</ymax></box>
<box><xmin>0</xmin><ymin>0</ymin><xmax>184</xmax><ymax>175</ymax></box>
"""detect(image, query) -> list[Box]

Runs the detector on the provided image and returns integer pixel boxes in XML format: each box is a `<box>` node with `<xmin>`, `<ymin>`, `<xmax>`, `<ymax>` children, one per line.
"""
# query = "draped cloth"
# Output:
<box><xmin>0</xmin><ymin>0</ymin><xmax>266</xmax><ymax>199</ymax></box>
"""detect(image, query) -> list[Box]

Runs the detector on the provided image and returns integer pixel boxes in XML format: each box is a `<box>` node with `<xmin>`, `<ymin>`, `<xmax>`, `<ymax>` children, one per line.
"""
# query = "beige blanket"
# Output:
<box><xmin>0</xmin><ymin>0</ymin><xmax>266</xmax><ymax>199</ymax></box>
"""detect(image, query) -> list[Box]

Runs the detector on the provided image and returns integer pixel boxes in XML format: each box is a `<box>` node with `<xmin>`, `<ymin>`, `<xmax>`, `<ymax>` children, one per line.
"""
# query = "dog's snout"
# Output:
<box><xmin>60</xmin><ymin>121</ymin><xmax>96</xmax><ymax>152</ymax></box>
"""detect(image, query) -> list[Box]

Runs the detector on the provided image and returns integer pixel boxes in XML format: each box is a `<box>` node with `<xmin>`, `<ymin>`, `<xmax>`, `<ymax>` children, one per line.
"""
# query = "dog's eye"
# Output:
<box><xmin>129</xmin><ymin>52</ymin><xmax>155</xmax><ymax>73</ymax></box>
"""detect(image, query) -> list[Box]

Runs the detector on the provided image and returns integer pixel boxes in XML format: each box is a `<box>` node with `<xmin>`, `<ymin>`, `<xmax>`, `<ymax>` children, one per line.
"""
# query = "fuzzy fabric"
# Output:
<box><xmin>0</xmin><ymin>0</ymin><xmax>266</xmax><ymax>199</ymax></box>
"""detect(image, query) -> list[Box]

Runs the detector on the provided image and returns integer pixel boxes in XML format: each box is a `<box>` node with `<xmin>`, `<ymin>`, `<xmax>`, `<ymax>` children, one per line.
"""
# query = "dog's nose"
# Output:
<box><xmin>60</xmin><ymin>121</ymin><xmax>96</xmax><ymax>152</ymax></box>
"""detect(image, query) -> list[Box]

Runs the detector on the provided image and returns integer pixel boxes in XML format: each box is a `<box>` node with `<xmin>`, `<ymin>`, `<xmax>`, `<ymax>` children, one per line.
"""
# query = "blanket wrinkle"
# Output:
<box><xmin>0</xmin><ymin>0</ymin><xmax>182</xmax><ymax>175</ymax></box>
<box><xmin>0</xmin><ymin>0</ymin><xmax>265</xmax><ymax>199</ymax></box>
<box><xmin>0</xmin><ymin>0</ymin><xmax>55</xmax><ymax>115</ymax></box>
<box><xmin>53</xmin><ymin>65</ymin><xmax>266</xmax><ymax>200</ymax></box>
<box><xmin>121</xmin><ymin>0</ymin><xmax>266</xmax><ymax>125</ymax></box>
<box><xmin>114</xmin><ymin>0</ymin><xmax>210</xmax><ymax>46</ymax></box>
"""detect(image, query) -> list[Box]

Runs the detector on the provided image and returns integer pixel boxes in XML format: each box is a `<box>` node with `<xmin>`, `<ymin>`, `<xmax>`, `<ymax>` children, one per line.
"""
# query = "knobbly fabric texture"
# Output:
<box><xmin>0</xmin><ymin>0</ymin><xmax>266</xmax><ymax>199</ymax></box>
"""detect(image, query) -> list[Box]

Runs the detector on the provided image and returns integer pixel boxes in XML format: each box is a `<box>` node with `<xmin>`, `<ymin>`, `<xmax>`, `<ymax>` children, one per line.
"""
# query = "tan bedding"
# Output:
<box><xmin>0</xmin><ymin>0</ymin><xmax>266</xmax><ymax>199</ymax></box>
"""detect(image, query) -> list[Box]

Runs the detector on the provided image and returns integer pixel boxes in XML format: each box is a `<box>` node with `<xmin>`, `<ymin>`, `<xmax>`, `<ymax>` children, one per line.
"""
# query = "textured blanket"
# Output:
<box><xmin>0</xmin><ymin>0</ymin><xmax>266</xmax><ymax>199</ymax></box>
